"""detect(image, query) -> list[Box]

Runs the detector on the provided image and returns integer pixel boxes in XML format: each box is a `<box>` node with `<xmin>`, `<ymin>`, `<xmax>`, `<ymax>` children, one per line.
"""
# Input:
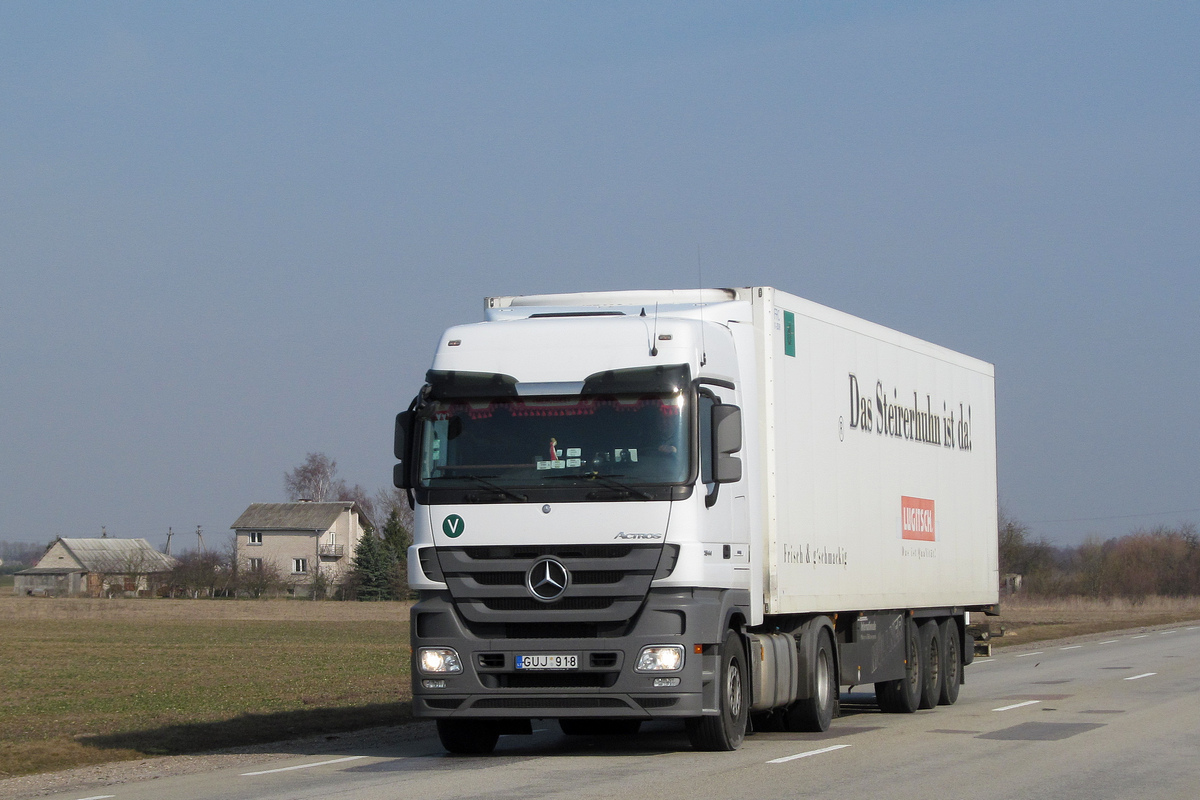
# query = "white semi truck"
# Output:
<box><xmin>393</xmin><ymin>287</ymin><xmax>998</xmax><ymax>754</ymax></box>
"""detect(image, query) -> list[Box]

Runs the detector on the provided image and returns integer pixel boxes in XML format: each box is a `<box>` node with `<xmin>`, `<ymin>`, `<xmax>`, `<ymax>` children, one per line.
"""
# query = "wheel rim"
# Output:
<box><xmin>928</xmin><ymin>637</ymin><xmax>940</xmax><ymax>687</ymax></box>
<box><xmin>908</xmin><ymin>637</ymin><xmax>919</xmax><ymax>691</ymax></box>
<box><xmin>815</xmin><ymin>649</ymin><xmax>830</xmax><ymax>709</ymax></box>
<box><xmin>727</xmin><ymin>661</ymin><xmax>743</xmax><ymax>719</ymax></box>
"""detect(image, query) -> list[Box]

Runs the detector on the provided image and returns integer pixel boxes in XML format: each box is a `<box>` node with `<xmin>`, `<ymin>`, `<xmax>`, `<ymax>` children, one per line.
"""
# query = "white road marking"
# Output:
<box><xmin>1014</xmin><ymin>651</ymin><xmax>1044</xmax><ymax>658</ymax></box>
<box><xmin>768</xmin><ymin>744</ymin><xmax>852</xmax><ymax>763</ymax></box>
<box><xmin>1098</xmin><ymin>640</ymin><xmax>1118</xmax><ymax>645</ymax></box>
<box><xmin>241</xmin><ymin>755</ymin><xmax>367</xmax><ymax>776</ymax></box>
<box><xmin>76</xmin><ymin>796</ymin><xmax>116</xmax><ymax>800</ymax></box>
<box><xmin>1159</xmin><ymin>630</ymin><xmax>1177</xmax><ymax>635</ymax></box>
<box><xmin>1060</xmin><ymin>645</ymin><xmax>1083</xmax><ymax>650</ymax></box>
<box><xmin>1132</xmin><ymin>634</ymin><xmax>1149</xmax><ymax>639</ymax></box>
<box><xmin>993</xmin><ymin>700</ymin><xmax>1041</xmax><ymax>712</ymax></box>
<box><xmin>973</xmin><ymin>658</ymin><xmax>994</xmax><ymax>664</ymax></box>
<box><xmin>1185</xmin><ymin>627</ymin><xmax>1199</xmax><ymax>631</ymax></box>
<box><xmin>1125</xmin><ymin>673</ymin><xmax>1157</xmax><ymax>681</ymax></box>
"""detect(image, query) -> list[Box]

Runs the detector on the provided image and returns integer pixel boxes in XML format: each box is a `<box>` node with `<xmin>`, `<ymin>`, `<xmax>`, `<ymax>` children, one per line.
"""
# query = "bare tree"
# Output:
<box><xmin>284</xmin><ymin>452</ymin><xmax>339</xmax><ymax>502</ymax></box>
<box><xmin>373</xmin><ymin>486</ymin><xmax>415</xmax><ymax>537</ymax></box>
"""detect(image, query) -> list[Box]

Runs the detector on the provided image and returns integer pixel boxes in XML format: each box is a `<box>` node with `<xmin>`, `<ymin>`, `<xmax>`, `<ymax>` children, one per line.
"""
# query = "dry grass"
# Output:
<box><xmin>0</xmin><ymin>596</ymin><xmax>413</xmax><ymax>778</ymax></box>
<box><xmin>988</xmin><ymin>595</ymin><xmax>1200</xmax><ymax>646</ymax></box>
<box><xmin>6</xmin><ymin>593</ymin><xmax>1200</xmax><ymax>779</ymax></box>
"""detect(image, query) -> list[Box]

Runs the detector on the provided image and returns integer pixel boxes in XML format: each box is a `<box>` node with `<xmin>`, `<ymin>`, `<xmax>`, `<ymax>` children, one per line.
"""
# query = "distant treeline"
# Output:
<box><xmin>1000</xmin><ymin>513</ymin><xmax>1200</xmax><ymax>600</ymax></box>
<box><xmin>0</xmin><ymin>541</ymin><xmax>45</xmax><ymax>573</ymax></box>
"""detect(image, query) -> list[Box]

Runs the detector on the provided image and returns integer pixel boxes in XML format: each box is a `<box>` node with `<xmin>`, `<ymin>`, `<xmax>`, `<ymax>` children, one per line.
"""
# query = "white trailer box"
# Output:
<box><xmin>754</xmin><ymin>289</ymin><xmax>998</xmax><ymax>614</ymax></box>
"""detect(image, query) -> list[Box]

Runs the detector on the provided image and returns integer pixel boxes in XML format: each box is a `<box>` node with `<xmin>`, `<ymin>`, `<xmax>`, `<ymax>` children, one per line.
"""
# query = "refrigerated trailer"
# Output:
<box><xmin>393</xmin><ymin>287</ymin><xmax>999</xmax><ymax>753</ymax></box>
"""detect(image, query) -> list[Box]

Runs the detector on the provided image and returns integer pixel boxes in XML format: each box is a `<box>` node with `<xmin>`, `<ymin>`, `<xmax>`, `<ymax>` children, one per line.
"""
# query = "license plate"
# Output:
<box><xmin>515</xmin><ymin>654</ymin><xmax>578</xmax><ymax>670</ymax></box>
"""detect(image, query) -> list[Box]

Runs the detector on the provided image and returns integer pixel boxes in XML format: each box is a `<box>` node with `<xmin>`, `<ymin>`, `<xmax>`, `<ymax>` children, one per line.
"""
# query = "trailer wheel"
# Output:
<box><xmin>938</xmin><ymin>619</ymin><xmax>961</xmax><ymax>706</ymax></box>
<box><xmin>686</xmin><ymin>630</ymin><xmax>748</xmax><ymax>751</ymax></box>
<box><xmin>875</xmin><ymin>616</ymin><xmax>921</xmax><ymax>713</ymax></box>
<box><xmin>436</xmin><ymin>719</ymin><xmax>500</xmax><ymax>755</ymax></box>
<box><xmin>786</xmin><ymin>628</ymin><xmax>838</xmax><ymax>732</ymax></box>
<box><xmin>918</xmin><ymin>620</ymin><xmax>942</xmax><ymax>710</ymax></box>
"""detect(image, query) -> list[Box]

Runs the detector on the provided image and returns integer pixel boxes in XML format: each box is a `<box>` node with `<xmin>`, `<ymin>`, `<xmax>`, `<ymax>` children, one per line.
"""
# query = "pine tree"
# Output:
<box><xmin>351</xmin><ymin>532</ymin><xmax>396</xmax><ymax>601</ymax></box>
<box><xmin>380</xmin><ymin>508</ymin><xmax>412</xmax><ymax>600</ymax></box>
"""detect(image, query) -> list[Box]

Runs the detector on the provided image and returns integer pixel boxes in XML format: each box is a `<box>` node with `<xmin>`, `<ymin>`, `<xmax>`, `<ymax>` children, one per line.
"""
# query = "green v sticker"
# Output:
<box><xmin>442</xmin><ymin>514</ymin><xmax>465</xmax><ymax>538</ymax></box>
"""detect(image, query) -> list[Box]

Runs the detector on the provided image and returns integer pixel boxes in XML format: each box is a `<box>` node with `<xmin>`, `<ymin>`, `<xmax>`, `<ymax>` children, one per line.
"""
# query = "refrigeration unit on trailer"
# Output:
<box><xmin>393</xmin><ymin>287</ymin><xmax>998</xmax><ymax>754</ymax></box>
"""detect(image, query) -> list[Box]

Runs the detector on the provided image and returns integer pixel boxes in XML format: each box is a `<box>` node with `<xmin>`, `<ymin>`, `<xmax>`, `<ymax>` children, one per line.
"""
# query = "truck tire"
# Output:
<box><xmin>558</xmin><ymin>719</ymin><xmax>641</xmax><ymax>736</ymax></box>
<box><xmin>917</xmin><ymin>620</ymin><xmax>942</xmax><ymax>710</ymax></box>
<box><xmin>875</xmin><ymin>616</ymin><xmax>921</xmax><ymax>714</ymax></box>
<box><xmin>938</xmin><ymin>619</ymin><xmax>961</xmax><ymax>706</ymax></box>
<box><xmin>786</xmin><ymin>628</ymin><xmax>838</xmax><ymax>732</ymax></box>
<box><xmin>436</xmin><ymin>719</ymin><xmax>500</xmax><ymax>755</ymax></box>
<box><xmin>686</xmin><ymin>630</ymin><xmax>748</xmax><ymax>751</ymax></box>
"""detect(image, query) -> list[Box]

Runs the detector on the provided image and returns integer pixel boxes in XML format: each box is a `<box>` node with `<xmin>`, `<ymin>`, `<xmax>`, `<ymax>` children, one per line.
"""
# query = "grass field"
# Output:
<box><xmin>987</xmin><ymin>594</ymin><xmax>1200</xmax><ymax>646</ymax></box>
<box><xmin>3</xmin><ymin>593</ymin><xmax>1199</xmax><ymax>779</ymax></box>
<box><xmin>0</xmin><ymin>596</ymin><xmax>413</xmax><ymax>778</ymax></box>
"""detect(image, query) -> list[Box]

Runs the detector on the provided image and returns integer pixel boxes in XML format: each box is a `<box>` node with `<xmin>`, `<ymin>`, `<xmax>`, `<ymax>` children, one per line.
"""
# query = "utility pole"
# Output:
<box><xmin>164</xmin><ymin>527</ymin><xmax>174</xmax><ymax>556</ymax></box>
<box><xmin>196</xmin><ymin>525</ymin><xmax>205</xmax><ymax>553</ymax></box>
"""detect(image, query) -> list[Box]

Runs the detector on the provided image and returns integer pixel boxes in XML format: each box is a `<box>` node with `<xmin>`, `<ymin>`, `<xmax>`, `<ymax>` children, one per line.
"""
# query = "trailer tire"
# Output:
<box><xmin>436</xmin><ymin>719</ymin><xmax>500</xmax><ymax>755</ymax></box>
<box><xmin>786</xmin><ymin>628</ymin><xmax>838</xmax><ymax>732</ymax></box>
<box><xmin>938</xmin><ymin>619</ymin><xmax>961</xmax><ymax>706</ymax></box>
<box><xmin>918</xmin><ymin>620</ymin><xmax>942</xmax><ymax>710</ymax></box>
<box><xmin>686</xmin><ymin>630</ymin><xmax>748</xmax><ymax>751</ymax></box>
<box><xmin>875</xmin><ymin>616</ymin><xmax>921</xmax><ymax>714</ymax></box>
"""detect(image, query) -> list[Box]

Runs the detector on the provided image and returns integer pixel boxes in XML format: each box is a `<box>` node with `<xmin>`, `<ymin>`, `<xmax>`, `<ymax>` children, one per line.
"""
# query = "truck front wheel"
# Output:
<box><xmin>686</xmin><ymin>630</ymin><xmax>748</xmax><ymax>751</ymax></box>
<box><xmin>436</xmin><ymin>719</ymin><xmax>500</xmax><ymax>755</ymax></box>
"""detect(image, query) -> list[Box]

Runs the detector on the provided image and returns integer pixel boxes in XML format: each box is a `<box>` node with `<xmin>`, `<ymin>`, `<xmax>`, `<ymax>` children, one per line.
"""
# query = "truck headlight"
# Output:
<box><xmin>635</xmin><ymin>645</ymin><xmax>684</xmax><ymax>672</ymax></box>
<box><xmin>417</xmin><ymin>647</ymin><xmax>463</xmax><ymax>675</ymax></box>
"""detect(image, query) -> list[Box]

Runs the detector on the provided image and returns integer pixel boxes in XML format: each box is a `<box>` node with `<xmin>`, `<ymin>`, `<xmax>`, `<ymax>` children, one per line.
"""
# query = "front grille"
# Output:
<box><xmin>500</xmin><ymin>672</ymin><xmax>614</xmax><ymax>689</ymax></box>
<box><xmin>472</xmin><ymin>697</ymin><xmax>630</xmax><ymax>710</ymax></box>
<box><xmin>437</xmin><ymin>543</ymin><xmax>664</xmax><ymax>627</ymax></box>
<box><xmin>590</xmin><ymin>652</ymin><xmax>619</xmax><ymax>668</ymax></box>
<box><xmin>636</xmin><ymin>697</ymin><xmax>679</xmax><ymax>709</ymax></box>
<box><xmin>424</xmin><ymin>698</ymin><xmax>464</xmax><ymax>710</ymax></box>
<box><xmin>504</xmin><ymin>622</ymin><xmax>603</xmax><ymax>639</ymax></box>
<box><xmin>478</xmin><ymin>653</ymin><xmax>505</xmax><ymax>668</ymax></box>
<box><xmin>482</xmin><ymin>597</ymin><xmax>613</xmax><ymax>612</ymax></box>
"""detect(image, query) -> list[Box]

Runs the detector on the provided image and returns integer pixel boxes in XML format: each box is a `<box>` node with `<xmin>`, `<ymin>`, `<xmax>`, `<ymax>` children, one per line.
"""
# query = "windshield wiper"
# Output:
<box><xmin>583</xmin><ymin>472</ymin><xmax>654</xmax><ymax>501</ymax></box>
<box><xmin>445</xmin><ymin>474</ymin><xmax>528</xmax><ymax>502</ymax></box>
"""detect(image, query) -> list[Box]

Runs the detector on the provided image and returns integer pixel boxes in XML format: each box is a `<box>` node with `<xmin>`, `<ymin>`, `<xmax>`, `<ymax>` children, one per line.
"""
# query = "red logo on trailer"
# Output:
<box><xmin>901</xmin><ymin>496</ymin><xmax>936</xmax><ymax>542</ymax></box>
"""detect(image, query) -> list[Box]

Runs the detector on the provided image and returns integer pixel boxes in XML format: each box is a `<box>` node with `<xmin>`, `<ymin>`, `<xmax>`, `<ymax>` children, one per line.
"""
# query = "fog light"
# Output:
<box><xmin>418</xmin><ymin>647</ymin><xmax>463</xmax><ymax>674</ymax></box>
<box><xmin>653</xmin><ymin>677</ymin><xmax>681</xmax><ymax>687</ymax></box>
<box><xmin>422</xmin><ymin>679</ymin><xmax>448</xmax><ymax>689</ymax></box>
<box><xmin>635</xmin><ymin>645</ymin><xmax>684</xmax><ymax>672</ymax></box>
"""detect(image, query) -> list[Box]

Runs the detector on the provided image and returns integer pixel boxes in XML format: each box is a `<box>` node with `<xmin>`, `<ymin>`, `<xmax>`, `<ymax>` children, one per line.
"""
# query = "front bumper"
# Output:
<box><xmin>410</xmin><ymin>588</ymin><xmax>735</xmax><ymax>719</ymax></box>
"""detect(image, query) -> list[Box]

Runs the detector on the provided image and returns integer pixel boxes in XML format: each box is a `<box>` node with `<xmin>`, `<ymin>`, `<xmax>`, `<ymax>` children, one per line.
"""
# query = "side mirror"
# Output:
<box><xmin>393</xmin><ymin>410</ymin><xmax>415</xmax><ymax>489</ymax></box>
<box><xmin>711</xmin><ymin>404</ymin><xmax>742</xmax><ymax>484</ymax></box>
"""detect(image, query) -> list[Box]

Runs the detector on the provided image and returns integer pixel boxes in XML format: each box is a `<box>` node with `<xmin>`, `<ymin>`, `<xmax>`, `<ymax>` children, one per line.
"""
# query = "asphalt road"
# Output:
<box><xmin>33</xmin><ymin>623</ymin><xmax>1200</xmax><ymax>800</ymax></box>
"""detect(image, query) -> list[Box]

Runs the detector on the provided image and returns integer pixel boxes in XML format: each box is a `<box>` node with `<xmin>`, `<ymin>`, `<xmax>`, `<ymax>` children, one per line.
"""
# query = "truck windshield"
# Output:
<box><xmin>417</xmin><ymin>393</ymin><xmax>689</xmax><ymax>489</ymax></box>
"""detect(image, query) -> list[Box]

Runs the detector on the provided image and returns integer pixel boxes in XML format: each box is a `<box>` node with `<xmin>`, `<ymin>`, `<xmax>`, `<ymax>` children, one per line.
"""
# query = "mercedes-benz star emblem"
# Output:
<box><xmin>526</xmin><ymin>558</ymin><xmax>569</xmax><ymax>602</ymax></box>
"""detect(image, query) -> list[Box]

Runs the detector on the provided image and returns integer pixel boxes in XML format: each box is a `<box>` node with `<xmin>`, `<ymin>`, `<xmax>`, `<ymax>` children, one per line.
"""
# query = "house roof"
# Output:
<box><xmin>45</xmin><ymin>538</ymin><xmax>178</xmax><ymax>573</ymax></box>
<box><xmin>230</xmin><ymin>502</ymin><xmax>372</xmax><ymax>532</ymax></box>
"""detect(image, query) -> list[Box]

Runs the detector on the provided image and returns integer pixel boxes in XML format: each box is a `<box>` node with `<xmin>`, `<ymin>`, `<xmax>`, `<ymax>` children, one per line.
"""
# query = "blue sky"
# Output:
<box><xmin>2</xmin><ymin>1</ymin><xmax>1197</xmax><ymax>549</ymax></box>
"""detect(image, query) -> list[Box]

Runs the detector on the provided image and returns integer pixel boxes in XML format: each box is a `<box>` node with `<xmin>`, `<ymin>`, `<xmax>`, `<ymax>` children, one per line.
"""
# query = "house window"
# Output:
<box><xmin>248</xmin><ymin>558</ymin><xmax>263</xmax><ymax>571</ymax></box>
<box><xmin>292</xmin><ymin>558</ymin><xmax>308</xmax><ymax>574</ymax></box>
<box><xmin>248</xmin><ymin>532</ymin><xmax>263</xmax><ymax>545</ymax></box>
